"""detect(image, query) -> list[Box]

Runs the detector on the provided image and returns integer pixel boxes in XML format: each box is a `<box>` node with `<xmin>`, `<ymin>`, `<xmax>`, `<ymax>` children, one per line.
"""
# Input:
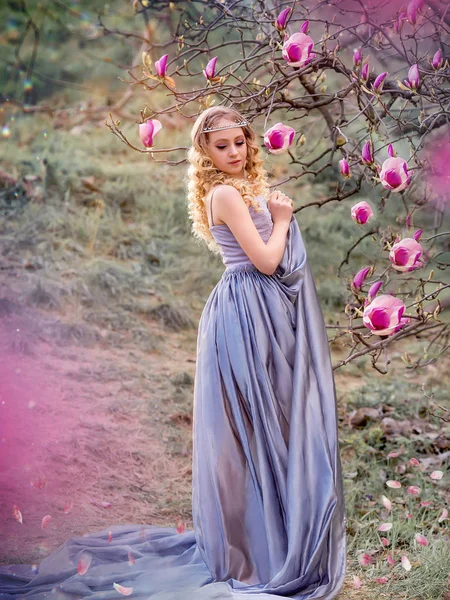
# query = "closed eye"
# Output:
<box><xmin>217</xmin><ymin>141</ymin><xmax>245</xmax><ymax>149</ymax></box>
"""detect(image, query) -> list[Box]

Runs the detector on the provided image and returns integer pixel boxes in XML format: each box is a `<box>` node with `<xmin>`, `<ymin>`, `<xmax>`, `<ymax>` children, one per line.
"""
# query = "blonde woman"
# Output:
<box><xmin>186</xmin><ymin>106</ymin><xmax>347</xmax><ymax>598</ymax></box>
<box><xmin>0</xmin><ymin>107</ymin><xmax>346</xmax><ymax>600</ymax></box>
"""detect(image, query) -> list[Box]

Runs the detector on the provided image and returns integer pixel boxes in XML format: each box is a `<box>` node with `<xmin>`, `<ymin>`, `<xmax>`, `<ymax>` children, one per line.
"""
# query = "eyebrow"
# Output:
<box><xmin>213</xmin><ymin>134</ymin><xmax>245</xmax><ymax>142</ymax></box>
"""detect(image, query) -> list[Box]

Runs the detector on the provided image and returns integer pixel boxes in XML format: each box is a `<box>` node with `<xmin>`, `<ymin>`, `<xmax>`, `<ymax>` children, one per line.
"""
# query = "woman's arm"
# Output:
<box><xmin>212</xmin><ymin>185</ymin><xmax>290</xmax><ymax>276</ymax></box>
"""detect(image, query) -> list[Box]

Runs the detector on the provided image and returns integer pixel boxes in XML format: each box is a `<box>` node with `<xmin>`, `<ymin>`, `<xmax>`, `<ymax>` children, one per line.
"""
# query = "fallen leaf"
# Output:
<box><xmin>352</xmin><ymin>575</ymin><xmax>362</xmax><ymax>588</ymax></box>
<box><xmin>381</xmin><ymin>537</ymin><xmax>390</xmax><ymax>546</ymax></box>
<box><xmin>430</xmin><ymin>471</ymin><xmax>443</xmax><ymax>480</ymax></box>
<box><xmin>81</xmin><ymin>176</ymin><xmax>102</xmax><ymax>193</ymax></box>
<box><xmin>407</xmin><ymin>486</ymin><xmax>421</xmax><ymax>495</ymax></box>
<box><xmin>128</xmin><ymin>551</ymin><xmax>135</xmax><ymax>565</ymax></box>
<box><xmin>378</xmin><ymin>522</ymin><xmax>393</xmax><ymax>532</ymax></box>
<box><xmin>63</xmin><ymin>500</ymin><xmax>73</xmax><ymax>515</ymax></box>
<box><xmin>376</xmin><ymin>576</ymin><xmax>389</xmax><ymax>584</ymax></box>
<box><xmin>108</xmin><ymin>530</ymin><xmax>113</xmax><ymax>543</ymax></box>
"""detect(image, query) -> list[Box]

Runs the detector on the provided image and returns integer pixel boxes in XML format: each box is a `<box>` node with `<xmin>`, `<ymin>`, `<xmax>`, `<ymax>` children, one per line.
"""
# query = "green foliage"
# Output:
<box><xmin>1</xmin><ymin>0</ymin><xmax>133</xmax><ymax>102</ymax></box>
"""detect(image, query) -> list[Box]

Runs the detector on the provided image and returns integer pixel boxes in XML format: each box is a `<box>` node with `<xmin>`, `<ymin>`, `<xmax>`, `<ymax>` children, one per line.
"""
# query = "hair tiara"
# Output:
<box><xmin>202</xmin><ymin>117</ymin><xmax>249</xmax><ymax>133</ymax></box>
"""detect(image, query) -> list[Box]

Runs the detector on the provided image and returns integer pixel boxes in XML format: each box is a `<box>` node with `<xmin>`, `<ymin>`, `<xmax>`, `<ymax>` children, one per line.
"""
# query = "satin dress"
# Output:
<box><xmin>0</xmin><ymin>191</ymin><xmax>347</xmax><ymax>600</ymax></box>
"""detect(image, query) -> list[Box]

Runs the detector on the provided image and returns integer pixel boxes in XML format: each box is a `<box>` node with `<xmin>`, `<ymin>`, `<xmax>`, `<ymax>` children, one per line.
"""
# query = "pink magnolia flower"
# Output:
<box><xmin>353</xmin><ymin>266</ymin><xmax>372</xmax><ymax>290</ymax></box>
<box><xmin>362</xmin><ymin>140</ymin><xmax>374</xmax><ymax>165</ymax></box>
<box><xmin>379</xmin><ymin>157</ymin><xmax>412</xmax><ymax>192</ymax></box>
<box><xmin>203</xmin><ymin>56</ymin><xmax>218</xmax><ymax>81</ymax></box>
<box><xmin>351</xmin><ymin>200</ymin><xmax>374</xmax><ymax>224</ymax></box>
<box><xmin>353</xmin><ymin>47</ymin><xmax>362</xmax><ymax>67</ymax></box>
<box><xmin>389</xmin><ymin>237</ymin><xmax>425</xmax><ymax>272</ymax></box>
<box><xmin>155</xmin><ymin>54</ymin><xmax>168</xmax><ymax>78</ymax></box>
<box><xmin>363</xmin><ymin>295</ymin><xmax>410</xmax><ymax>336</ymax></box>
<box><xmin>367</xmin><ymin>281</ymin><xmax>383</xmax><ymax>303</ymax></box>
<box><xmin>394</xmin><ymin>11</ymin><xmax>407</xmax><ymax>33</ymax></box>
<box><xmin>139</xmin><ymin>119</ymin><xmax>162</xmax><ymax>148</ymax></box>
<box><xmin>275</xmin><ymin>7</ymin><xmax>291</xmax><ymax>30</ymax></box>
<box><xmin>387</xmin><ymin>143</ymin><xmax>396</xmax><ymax>158</ymax></box>
<box><xmin>264</xmin><ymin>122</ymin><xmax>296</xmax><ymax>154</ymax></box>
<box><xmin>339</xmin><ymin>158</ymin><xmax>350</xmax><ymax>178</ymax></box>
<box><xmin>407</xmin><ymin>0</ymin><xmax>424</xmax><ymax>25</ymax></box>
<box><xmin>373</xmin><ymin>71</ymin><xmax>388</xmax><ymax>93</ymax></box>
<box><xmin>282</xmin><ymin>32</ymin><xmax>316</xmax><ymax>68</ymax></box>
<box><xmin>300</xmin><ymin>20</ymin><xmax>309</xmax><ymax>35</ymax></box>
<box><xmin>432</xmin><ymin>49</ymin><xmax>443</xmax><ymax>70</ymax></box>
<box><xmin>404</xmin><ymin>64</ymin><xmax>420</xmax><ymax>90</ymax></box>
<box><xmin>361</xmin><ymin>62</ymin><xmax>369</xmax><ymax>81</ymax></box>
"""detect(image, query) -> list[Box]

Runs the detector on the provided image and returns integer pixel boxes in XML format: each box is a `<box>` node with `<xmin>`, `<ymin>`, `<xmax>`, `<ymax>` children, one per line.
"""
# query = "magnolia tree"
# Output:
<box><xmin>106</xmin><ymin>0</ymin><xmax>450</xmax><ymax>374</ymax></box>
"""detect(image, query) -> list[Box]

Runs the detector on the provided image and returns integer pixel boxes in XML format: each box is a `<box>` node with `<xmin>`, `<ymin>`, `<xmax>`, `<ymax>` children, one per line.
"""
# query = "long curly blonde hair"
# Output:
<box><xmin>185</xmin><ymin>106</ymin><xmax>271</xmax><ymax>255</ymax></box>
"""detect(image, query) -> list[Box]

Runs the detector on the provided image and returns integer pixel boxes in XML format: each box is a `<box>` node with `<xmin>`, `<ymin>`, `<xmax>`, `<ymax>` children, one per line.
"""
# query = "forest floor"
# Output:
<box><xmin>1</xmin><ymin>286</ymin><xmax>448</xmax><ymax>600</ymax></box>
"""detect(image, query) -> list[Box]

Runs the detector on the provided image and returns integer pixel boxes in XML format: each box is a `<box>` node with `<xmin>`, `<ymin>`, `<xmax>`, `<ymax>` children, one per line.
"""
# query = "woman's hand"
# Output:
<box><xmin>267</xmin><ymin>190</ymin><xmax>294</xmax><ymax>225</ymax></box>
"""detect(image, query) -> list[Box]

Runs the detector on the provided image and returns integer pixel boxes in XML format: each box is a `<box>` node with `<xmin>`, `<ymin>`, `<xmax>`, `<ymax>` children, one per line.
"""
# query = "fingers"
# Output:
<box><xmin>270</xmin><ymin>191</ymin><xmax>293</xmax><ymax>206</ymax></box>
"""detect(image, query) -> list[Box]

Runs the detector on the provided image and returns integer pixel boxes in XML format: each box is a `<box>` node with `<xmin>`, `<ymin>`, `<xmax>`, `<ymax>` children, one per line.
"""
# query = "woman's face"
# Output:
<box><xmin>206</xmin><ymin>125</ymin><xmax>248</xmax><ymax>179</ymax></box>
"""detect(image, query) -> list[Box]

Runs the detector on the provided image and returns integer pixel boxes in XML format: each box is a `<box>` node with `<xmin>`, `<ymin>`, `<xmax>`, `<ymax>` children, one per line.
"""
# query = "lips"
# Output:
<box><xmin>229</xmin><ymin>160</ymin><xmax>241</xmax><ymax>164</ymax></box>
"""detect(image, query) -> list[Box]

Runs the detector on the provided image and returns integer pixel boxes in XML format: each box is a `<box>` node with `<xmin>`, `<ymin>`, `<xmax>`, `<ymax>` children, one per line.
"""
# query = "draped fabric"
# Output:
<box><xmin>0</xmin><ymin>199</ymin><xmax>346</xmax><ymax>600</ymax></box>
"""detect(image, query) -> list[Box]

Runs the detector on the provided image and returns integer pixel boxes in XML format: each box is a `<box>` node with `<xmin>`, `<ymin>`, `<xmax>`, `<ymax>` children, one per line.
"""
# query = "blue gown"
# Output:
<box><xmin>0</xmin><ymin>192</ymin><xmax>347</xmax><ymax>599</ymax></box>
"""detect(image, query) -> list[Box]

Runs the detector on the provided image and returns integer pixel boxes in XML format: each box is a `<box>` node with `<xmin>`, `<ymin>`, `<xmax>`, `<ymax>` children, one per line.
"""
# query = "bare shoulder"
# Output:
<box><xmin>213</xmin><ymin>185</ymin><xmax>246</xmax><ymax>208</ymax></box>
<box><xmin>206</xmin><ymin>185</ymin><xmax>245</xmax><ymax>226</ymax></box>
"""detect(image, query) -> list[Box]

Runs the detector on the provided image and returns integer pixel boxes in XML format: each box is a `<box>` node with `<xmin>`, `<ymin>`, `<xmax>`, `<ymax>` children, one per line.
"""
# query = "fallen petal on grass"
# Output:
<box><xmin>401</xmin><ymin>555</ymin><xmax>412</xmax><ymax>571</ymax></box>
<box><xmin>386</xmin><ymin>480</ymin><xmax>402</xmax><ymax>488</ymax></box>
<box><xmin>113</xmin><ymin>583</ymin><xmax>133</xmax><ymax>596</ymax></box>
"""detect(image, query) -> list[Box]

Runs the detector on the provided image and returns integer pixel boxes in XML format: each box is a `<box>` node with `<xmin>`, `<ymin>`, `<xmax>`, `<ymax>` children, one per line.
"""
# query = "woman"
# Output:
<box><xmin>0</xmin><ymin>107</ymin><xmax>346</xmax><ymax>600</ymax></box>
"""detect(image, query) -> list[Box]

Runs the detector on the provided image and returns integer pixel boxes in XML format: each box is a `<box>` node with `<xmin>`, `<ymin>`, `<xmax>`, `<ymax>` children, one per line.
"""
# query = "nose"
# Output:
<box><xmin>229</xmin><ymin>144</ymin><xmax>240</xmax><ymax>157</ymax></box>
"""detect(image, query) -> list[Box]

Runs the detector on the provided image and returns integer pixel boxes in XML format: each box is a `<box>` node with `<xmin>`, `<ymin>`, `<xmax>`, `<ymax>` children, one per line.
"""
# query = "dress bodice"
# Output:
<box><xmin>209</xmin><ymin>193</ymin><xmax>274</xmax><ymax>268</ymax></box>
